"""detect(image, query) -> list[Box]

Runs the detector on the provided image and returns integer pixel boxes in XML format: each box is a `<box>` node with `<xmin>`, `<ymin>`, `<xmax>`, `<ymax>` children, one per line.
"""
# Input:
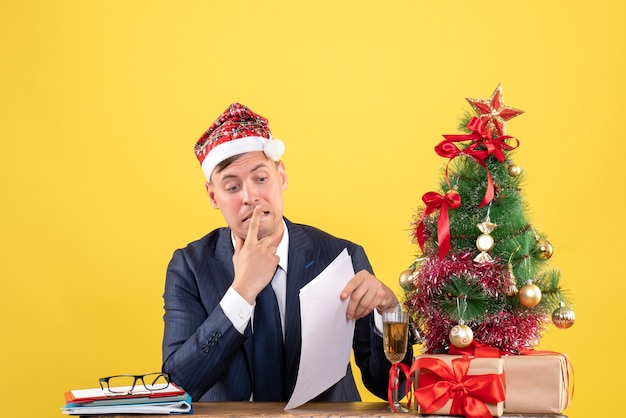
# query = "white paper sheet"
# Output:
<box><xmin>285</xmin><ymin>248</ymin><xmax>355</xmax><ymax>410</ymax></box>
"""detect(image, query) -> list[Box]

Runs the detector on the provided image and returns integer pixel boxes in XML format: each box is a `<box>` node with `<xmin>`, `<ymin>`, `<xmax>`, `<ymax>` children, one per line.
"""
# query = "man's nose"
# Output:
<box><xmin>241</xmin><ymin>183</ymin><xmax>260</xmax><ymax>204</ymax></box>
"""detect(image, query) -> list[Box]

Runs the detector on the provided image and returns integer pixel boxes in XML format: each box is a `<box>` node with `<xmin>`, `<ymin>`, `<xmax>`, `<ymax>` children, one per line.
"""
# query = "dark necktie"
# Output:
<box><xmin>252</xmin><ymin>279</ymin><xmax>285</xmax><ymax>401</ymax></box>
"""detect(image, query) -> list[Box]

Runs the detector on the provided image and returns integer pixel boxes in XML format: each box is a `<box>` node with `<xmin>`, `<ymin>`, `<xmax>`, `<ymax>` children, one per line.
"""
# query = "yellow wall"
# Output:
<box><xmin>1</xmin><ymin>1</ymin><xmax>623</xmax><ymax>416</ymax></box>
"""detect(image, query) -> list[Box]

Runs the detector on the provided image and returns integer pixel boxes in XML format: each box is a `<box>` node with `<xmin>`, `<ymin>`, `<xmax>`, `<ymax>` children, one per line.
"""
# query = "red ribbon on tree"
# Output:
<box><xmin>387</xmin><ymin>363</ymin><xmax>413</xmax><ymax>412</ymax></box>
<box><xmin>435</xmin><ymin>117</ymin><xmax>519</xmax><ymax>208</ymax></box>
<box><xmin>411</xmin><ymin>356</ymin><xmax>505</xmax><ymax>418</ymax></box>
<box><xmin>415</xmin><ymin>190</ymin><xmax>461</xmax><ymax>260</ymax></box>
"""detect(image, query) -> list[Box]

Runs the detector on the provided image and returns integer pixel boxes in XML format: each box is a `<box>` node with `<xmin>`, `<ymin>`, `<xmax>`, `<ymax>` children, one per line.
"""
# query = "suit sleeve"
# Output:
<box><xmin>161</xmin><ymin>248</ymin><xmax>250</xmax><ymax>400</ymax></box>
<box><xmin>349</xmin><ymin>245</ymin><xmax>414</xmax><ymax>400</ymax></box>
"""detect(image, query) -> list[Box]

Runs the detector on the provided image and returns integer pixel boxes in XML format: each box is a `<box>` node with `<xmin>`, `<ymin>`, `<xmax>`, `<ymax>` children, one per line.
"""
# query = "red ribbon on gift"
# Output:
<box><xmin>448</xmin><ymin>340</ymin><xmax>507</xmax><ymax>358</ymax></box>
<box><xmin>449</xmin><ymin>344</ymin><xmax>574</xmax><ymax>409</ymax></box>
<box><xmin>435</xmin><ymin>117</ymin><xmax>519</xmax><ymax>208</ymax></box>
<box><xmin>415</xmin><ymin>190</ymin><xmax>461</xmax><ymax>260</ymax></box>
<box><xmin>411</xmin><ymin>356</ymin><xmax>505</xmax><ymax>418</ymax></box>
<box><xmin>387</xmin><ymin>363</ymin><xmax>413</xmax><ymax>412</ymax></box>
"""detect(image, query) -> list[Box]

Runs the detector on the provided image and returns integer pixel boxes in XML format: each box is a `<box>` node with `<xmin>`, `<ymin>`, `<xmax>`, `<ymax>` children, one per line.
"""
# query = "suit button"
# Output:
<box><xmin>201</xmin><ymin>331</ymin><xmax>222</xmax><ymax>353</ymax></box>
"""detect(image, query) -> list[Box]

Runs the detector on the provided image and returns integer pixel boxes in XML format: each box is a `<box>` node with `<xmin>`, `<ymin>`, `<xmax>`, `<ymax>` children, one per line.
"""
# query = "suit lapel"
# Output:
<box><xmin>283</xmin><ymin>220</ymin><xmax>320</xmax><ymax>398</ymax></box>
<box><xmin>210</xmin><ymin>229</ymin><xmax>255</xmax><ymax>386</ymax></box>
<box><xmin>211</xmin><ymin>228</ymin><xmax>236</xmax><ymax>295</ymax></box>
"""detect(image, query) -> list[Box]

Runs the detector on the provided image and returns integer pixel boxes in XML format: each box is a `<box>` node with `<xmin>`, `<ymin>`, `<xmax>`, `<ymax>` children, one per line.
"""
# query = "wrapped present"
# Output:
<box><xmin>412</xmin><ymin>354</ymin><xmax>505</xmax><ymax>418</ymax></box>
<box><xmin>503</xmin><ymin>353</ymin><xmax>571</xmax><ymax>414</ymax></box>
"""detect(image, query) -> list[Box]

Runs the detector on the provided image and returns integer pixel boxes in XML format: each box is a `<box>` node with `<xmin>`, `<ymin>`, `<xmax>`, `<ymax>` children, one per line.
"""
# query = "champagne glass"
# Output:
<box><xmin>383</xmin><ymin>310</ymin><xmax>410</xmax><ymax>413</ymax></box>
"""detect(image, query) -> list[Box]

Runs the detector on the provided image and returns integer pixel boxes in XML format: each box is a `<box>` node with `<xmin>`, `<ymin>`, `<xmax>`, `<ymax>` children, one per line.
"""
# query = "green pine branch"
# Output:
<box><xmin>437</xmin><ymin>276</ymin><xmax>500</xmax><ymax>322</ymax></box>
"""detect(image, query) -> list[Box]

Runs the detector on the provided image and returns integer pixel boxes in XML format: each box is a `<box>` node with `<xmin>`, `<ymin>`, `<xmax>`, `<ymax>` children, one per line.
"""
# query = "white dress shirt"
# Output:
<box><xmin>220</xmin><ymin>220</ymin><xmax>289</xmax><ymax>338</ymax></box>
<box><xmin>219</xmin><ymin>220</ymin><xmax>384</xmax><ymax>337</ymax></box>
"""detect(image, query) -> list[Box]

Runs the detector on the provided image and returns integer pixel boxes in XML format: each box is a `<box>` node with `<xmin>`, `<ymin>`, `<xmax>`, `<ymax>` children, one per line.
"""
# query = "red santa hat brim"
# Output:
<box><xmin>201</xmin><ymin>135</ymin><xmax>284</xmax><ymax>180</ymax></box>
<box><xmin>194</xmin><ymin>103</ymin><xmax>285</xmax><ymax>180</ymax></box>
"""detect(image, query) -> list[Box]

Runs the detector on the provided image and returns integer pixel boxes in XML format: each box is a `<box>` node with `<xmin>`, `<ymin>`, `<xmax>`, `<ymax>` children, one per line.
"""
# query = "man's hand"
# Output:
<box><xmin>231</xmin><ymin>206</ymin><xmax>280</xmax><ymax>304</ymax></box>
<box><xmin>340</xmin><ymin>270</ymin><xmax>399</xmax><ymax>320</ymax></box>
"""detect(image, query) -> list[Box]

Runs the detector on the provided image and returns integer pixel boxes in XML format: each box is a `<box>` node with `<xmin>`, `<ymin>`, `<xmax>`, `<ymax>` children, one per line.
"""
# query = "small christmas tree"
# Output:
<box><xmin>401</xmin><ymin>84</ymin><xmax>575</xmax><ymax>354</ymax></box>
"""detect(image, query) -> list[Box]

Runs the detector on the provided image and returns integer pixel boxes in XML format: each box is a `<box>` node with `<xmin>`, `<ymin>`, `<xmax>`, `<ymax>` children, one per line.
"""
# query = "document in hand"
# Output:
<box><xmin>285</xmin><ymin>248</ymin><xmax>356</xmax><ymax>410</ymax></box>
<box><xmin>62</xmin><ymin>383</ymin><xmax>192</xmax><ymax>415</ymax></box>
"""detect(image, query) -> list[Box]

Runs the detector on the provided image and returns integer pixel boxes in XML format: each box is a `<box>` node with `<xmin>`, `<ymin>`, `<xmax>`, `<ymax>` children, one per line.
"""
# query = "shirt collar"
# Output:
<box><xmin>275</xmin><ymin>220</ymin><xmax>289</xmax><ymax>272</ymax></box>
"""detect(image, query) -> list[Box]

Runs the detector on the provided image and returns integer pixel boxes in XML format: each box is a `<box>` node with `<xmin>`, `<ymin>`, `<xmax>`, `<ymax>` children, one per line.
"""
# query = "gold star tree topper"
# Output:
<box><xmin>466</xmin><ymin>84</ymin><xmax>524</xmax><ymax>136</ymax></box>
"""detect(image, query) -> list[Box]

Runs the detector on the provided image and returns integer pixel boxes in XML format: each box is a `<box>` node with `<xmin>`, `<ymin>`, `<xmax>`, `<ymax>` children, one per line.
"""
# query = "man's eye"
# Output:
<box><xmin>257</xmin><ymin>176</ymin><xmax>268</xmax><ymax>183</ymax></box>
<box><xmin>225</xmin><ymin>184</ymin><xmax>239</xmax><ymax>192</ymax></box>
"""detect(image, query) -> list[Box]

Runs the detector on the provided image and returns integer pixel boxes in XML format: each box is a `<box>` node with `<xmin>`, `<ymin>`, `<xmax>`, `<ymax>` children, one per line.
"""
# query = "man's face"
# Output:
<box><xmin>207</xmin><ymin>151</ymin><xmax>288</xmax><ymax>245</ymax></box>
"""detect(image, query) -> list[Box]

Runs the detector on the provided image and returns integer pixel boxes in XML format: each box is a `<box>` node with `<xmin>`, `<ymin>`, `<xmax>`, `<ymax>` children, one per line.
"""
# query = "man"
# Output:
<box><xmin>162</xmin><ymin>103</ymin><xmax>412</xmax><ymax>402</ymax></box>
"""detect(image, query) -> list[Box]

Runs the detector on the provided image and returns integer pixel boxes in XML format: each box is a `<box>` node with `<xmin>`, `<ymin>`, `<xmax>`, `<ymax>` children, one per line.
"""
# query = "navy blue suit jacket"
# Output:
<box><xmin>162</xmin><ymin>218</ymin><xmax>412</xmax><ymax>401</ymax></box>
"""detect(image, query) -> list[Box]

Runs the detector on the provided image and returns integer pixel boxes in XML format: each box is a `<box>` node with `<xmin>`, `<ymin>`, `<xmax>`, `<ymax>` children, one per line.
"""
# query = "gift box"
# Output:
<box><xmin>412</xmin><ymin>354</ymin><xmax>505</xmax><ymax>418</ymax></box>
<box><xmin>503</xmin><ymin>353</ymin><xmax>571</xmax><ymax>414</ymax></box>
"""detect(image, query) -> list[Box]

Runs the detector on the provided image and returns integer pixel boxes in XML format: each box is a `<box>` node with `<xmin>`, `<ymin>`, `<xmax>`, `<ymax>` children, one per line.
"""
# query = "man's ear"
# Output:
<box><xmin>277</xmin><ymin>160</ymin><xmax>288</xmax><ymax>191</ymax></box>
<box><xmin>205</xmin><ymin>182</ymin><xmax>219</xmax><ymax>209</ymax></box>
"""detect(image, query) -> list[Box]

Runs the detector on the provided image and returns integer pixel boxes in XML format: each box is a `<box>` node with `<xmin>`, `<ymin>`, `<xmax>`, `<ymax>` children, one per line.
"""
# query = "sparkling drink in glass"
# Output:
<box><xmin>382</xmin><ymin>310</ymin><xmax>409</xmax><ymax>412</ymax></box>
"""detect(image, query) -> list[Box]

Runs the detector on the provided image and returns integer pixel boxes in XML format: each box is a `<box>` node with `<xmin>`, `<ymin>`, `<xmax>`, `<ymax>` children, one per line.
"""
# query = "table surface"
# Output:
<box><xmin>81</xmin><ymin>401</ymin><xmax>567</xmax><ymax>417</ymax></box>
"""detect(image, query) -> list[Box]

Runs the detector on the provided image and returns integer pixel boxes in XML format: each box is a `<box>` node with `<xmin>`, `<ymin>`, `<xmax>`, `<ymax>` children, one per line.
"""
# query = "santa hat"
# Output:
<box><xmin>194</xmin><ymin>103</ymin><xmax>285</xmax><ymax>180</ymax></box>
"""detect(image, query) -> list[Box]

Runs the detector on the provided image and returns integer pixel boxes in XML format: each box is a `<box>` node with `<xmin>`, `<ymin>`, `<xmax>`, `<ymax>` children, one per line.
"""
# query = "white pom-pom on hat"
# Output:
<box><xmin>263</xmin><ymin>138</ymin><xmax>285</xmax><ymax>161</ymax></box>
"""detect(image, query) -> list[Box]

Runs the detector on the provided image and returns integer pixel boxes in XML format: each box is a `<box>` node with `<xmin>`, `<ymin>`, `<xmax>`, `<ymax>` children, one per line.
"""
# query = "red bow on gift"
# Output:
<box><xmin>411</xmin><ymin>356</ymin><xmax>505</xmax><ymax>418</ymax></box>
<box><xmin>415</xmin><ymin>190</ymin><xmax>461</xmax><ymax>260</ymax></box>
<box><xmin>435</xmin><ymin>117</ymin><xmax>519</xmax><ymax>208</ymax></box>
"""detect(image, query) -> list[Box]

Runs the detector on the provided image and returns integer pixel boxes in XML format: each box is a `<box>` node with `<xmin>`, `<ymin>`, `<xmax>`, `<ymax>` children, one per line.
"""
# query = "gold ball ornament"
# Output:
<box><xmin>399</xmin><ymin>269</ymin><xmax>416</xmax><ymax>291</ymax></box>
<box><xmin>518</xmin><ymin>281</ymin><xmax>542</xmax><ymax>307</ymax></box>
<box><xmin>449</xmin><ymin>324</ymin><xmax>474</xmax><ymax>348</ymax></box>
<box><xmin>447</xmin><ymin>188</ymin><xmax>460</xmax><ymax>197</ymax></box>
<box><xmin>536</xmin><ymin>239</ymin><xmax>554</xmax><ymax>260</ymax></box>
<box><xmin>552</xmin><ymin>305</ymin><xmax>576</xmax><ymax>329</ymax></box>
<box><xmin>508</xmin><ymin>164</ymin><xmax>522</xmax><ymax>176</ymax></box>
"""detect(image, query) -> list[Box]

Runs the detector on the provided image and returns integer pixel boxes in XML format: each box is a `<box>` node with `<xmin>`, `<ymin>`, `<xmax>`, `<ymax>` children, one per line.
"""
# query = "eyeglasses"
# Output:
<box><xmin>99</xmin><ymin>372</ymin><xmax>170</xmax><ymax>395</ymax></box>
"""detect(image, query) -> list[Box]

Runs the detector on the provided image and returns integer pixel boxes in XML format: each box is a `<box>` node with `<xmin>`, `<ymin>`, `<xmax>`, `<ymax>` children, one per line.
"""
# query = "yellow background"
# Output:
<box><xmin>1</xmin><ymin>1</ymin><xmax>623</xmax><ymax>417</ymax></box>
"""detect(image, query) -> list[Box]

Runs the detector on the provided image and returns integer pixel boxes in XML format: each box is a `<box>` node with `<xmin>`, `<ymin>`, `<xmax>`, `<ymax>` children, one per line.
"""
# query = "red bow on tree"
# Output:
<box><xmin>434</xmin><ymin>117</ymin><xmax>519</xmax><ymax>208</ymax></box>
<box><xmin>415</xmin><ymin>190</ymin><xmax>461</xmax><ymax>260</ymax></box>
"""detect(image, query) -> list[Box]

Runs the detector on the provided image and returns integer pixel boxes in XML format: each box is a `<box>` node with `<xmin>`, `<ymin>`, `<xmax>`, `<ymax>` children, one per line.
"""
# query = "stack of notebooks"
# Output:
<box><xmin>62</xmin><ymin>382</ymin><xmax>192</xmax><ymax>415</ymax></box>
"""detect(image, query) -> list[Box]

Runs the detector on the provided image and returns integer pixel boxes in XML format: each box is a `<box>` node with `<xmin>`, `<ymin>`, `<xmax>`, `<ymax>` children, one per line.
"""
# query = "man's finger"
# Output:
<box><xmin>340</xmin><ymin>271</ymin><xmax>366</xmax><ymax>300</ymax></box>
<box><xmin>246</xmin><ymin>206</ymin><xmax>262</xmax><ymax>242</ymax></box>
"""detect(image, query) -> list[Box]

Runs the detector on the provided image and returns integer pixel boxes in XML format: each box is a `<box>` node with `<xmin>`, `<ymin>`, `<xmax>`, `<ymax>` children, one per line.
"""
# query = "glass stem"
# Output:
<box><xmin>392</xmin><ymin>373</ymin><xmax>400</xmax><ymax>406</ymax></box>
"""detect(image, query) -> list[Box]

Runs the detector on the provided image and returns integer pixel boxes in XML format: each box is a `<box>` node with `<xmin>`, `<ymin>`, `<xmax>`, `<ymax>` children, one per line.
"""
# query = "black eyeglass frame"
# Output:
<box><xmin>99</xmin><ymin>372</ymin><xmax>171</xmax><ymax>395</ymax></box>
